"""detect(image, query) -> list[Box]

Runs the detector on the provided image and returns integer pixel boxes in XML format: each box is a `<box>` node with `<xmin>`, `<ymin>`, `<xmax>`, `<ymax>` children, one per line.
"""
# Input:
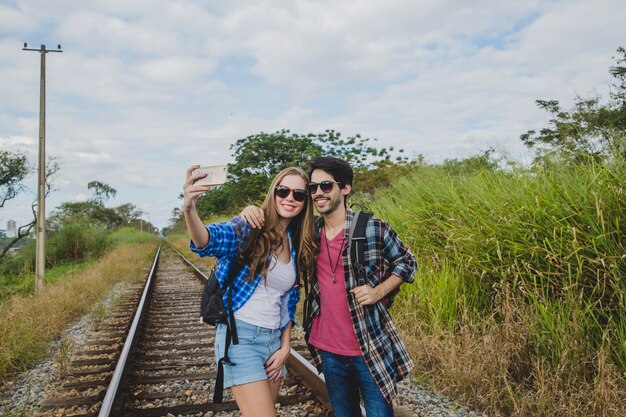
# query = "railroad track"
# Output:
<box><xmin>34</xmin><ymin>241</ymin><xmax>416</xmax><ymax>417</ymax></box>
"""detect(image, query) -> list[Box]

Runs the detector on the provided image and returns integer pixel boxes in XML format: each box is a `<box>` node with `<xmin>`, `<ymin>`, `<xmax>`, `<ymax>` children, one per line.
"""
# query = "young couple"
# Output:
<box><xmin>183</xmin><ymin>156</ymin><xmax>416</xmax><ymax>417</ymax></box>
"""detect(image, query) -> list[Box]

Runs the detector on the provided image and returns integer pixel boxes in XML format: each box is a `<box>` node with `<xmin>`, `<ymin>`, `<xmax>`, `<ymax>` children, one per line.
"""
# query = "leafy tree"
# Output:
<box><xmin>50</xmin><ymin>182</ymin><xmax>152</xmax><ymax>232</ymax></box>
<box><xmin>310</xmin><ymin>130</ymin><xmax>407</xmax><ymax>167</ymax></box>
<box><xmin>353</xmin><ymin>159</ymin><xmax>423</xmax><ymax>198</ymax></box>
<box><xmin>50</xmin><ymin>200</ymin><xmax>124</xmax><ymax>230</ymax></box>
<box><xmin>521</xmin><ymin>47</ymin><xmax>626</xmax><ymax>163</ymax></box>
<box><xmin>193</xmin><ymin>129</ymin><xmax>408</xmax><ymax>218</ymax></box>
<box><xmin>114</xmin><ymin>203</ymin><xmax>142</xmax><ymax>224</ymax></box>
<box><xmin>227</xmin><ymin>129</ymin><xmax>406</xmax><ymax>182</ymax></box>
<box><xmin>88</xmin><ymin>181</ymin><xmax>117</xmax><ymax>204</ymax></box>
<box><xmin>441</xmin><ymin>148</ymin><xmax>500</xmax><ymax>175</ymax></box>
<box><xmin>0</xmin><ymin>150</ymin><xmax>31</xmax><ymax>208</ymax></box>
<box><xmin>50</xmin><ymin>181</ymin><xmax>123</xmax><ymax>230</ymax></box>
<box><xmin>609</xmin><ymin>47</ymin><xmax>626</xmax><ymax>105</ymax></box>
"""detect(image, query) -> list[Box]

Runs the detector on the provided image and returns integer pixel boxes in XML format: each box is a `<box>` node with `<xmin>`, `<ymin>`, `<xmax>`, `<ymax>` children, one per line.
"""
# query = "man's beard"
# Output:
<box><xmin>316</xmin><ymin>195</ymin><xmax>341</xmax><ymax>216</ymax></box>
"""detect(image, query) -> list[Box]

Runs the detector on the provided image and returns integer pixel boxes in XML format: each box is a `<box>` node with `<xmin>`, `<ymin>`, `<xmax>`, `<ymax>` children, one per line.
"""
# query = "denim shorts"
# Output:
<box><xmin>215</xmin><ymin>319</ymin><xmax>286</xmax><ymax>388</ymax></box>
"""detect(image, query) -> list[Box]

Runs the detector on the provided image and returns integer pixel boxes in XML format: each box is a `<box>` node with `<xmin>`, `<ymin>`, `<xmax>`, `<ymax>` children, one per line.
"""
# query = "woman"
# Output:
<box><xmin>183</xmin><ymin>165</ymin><xmax>317</xmax><ymax>417</ymax></box>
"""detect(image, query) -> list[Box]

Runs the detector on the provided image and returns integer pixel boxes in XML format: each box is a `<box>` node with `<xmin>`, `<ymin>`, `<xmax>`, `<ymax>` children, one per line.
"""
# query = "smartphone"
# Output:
<box><xmin>192</xmin><ymin>165</ymin><xmax>227</xmax><ymax>186</ymax></box>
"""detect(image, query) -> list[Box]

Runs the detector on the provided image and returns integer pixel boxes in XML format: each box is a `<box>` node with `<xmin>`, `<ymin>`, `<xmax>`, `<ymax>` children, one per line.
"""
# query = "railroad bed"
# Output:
<box><xmin>31</xmin><ymin>242</ymin><xmax>417</xmax><ymax>417</ymax></box>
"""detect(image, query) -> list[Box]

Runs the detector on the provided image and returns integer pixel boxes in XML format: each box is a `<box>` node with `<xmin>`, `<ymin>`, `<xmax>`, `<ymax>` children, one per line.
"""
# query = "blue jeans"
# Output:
<box><xmin>320</xmin><ymin>350</ymin><xmax>394</xmax><ymax>417</ymax></box>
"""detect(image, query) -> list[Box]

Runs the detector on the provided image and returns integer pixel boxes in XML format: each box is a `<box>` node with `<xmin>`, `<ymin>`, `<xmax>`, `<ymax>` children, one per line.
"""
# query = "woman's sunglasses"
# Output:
<box><xmin>275</xmin><ymin>185</ymin><xmax>307</xmax><ymax>202</ymax></box>
<box><xmin>308</xmin><ymin>181</ymin><xmax>341</xmax><ymax>194</ymax></box>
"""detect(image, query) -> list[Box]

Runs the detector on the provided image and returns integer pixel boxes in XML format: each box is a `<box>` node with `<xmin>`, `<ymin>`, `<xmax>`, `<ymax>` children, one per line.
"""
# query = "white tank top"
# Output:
<box><xmin>234</xmin><ymin>252</ymin><xmax>296</xmax><ymax>329</ymax></box>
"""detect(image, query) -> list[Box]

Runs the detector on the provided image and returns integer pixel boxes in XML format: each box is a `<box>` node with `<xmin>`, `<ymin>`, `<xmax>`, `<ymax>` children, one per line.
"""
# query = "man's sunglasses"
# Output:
<box><xmin>308</xmin><ymin>181</ymin><xmax>341</xmax><ymax>194</ymax></box>
<box><xmin>275</xmin><ymin>185</ymin><xmax>307</xmax><ymax>202</ymax></box>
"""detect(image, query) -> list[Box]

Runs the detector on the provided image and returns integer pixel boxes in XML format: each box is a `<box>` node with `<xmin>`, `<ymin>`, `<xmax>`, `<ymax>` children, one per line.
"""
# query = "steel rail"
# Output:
<box><xmin>97</xmin><ymin>241</ymin><xmax>162</xmax><ymax>417</ymax></box>
<box><xmin>165</xmin><ymin>240</ymin><xmax>209</xmax><ymax>284</ymax></box>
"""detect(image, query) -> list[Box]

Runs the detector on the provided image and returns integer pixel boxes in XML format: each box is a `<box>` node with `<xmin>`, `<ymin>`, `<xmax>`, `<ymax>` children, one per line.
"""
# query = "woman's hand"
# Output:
<box><xmin>183</xmin><ymin>165</ymin><xmax>211</xmax><ymax>212</ymax></box>
<box><xmin>264</xmin><ymin>345</ymin><xmax>290</xmax><ymax>382</ymax></box>
<box><xmin>240</xmin><ymin>205</ymin><xmax>265</xmax><ymax>229</ymax></box>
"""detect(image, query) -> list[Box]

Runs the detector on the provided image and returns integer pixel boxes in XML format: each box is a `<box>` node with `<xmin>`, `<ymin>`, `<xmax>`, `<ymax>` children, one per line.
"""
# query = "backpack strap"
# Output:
<box><xmin>222</xmin><ymin>260</ymin><xmax>239</xmax><ymax>344</ymax></box>
<box><xmin>227</xmin><ymin>282</ymin><xmax>238</xmax><ymax>344</ymax></box>
<box><xmin>349</xmin><ymin>211</ymin><xmax>372</xmax><ymax>286</ymax></box>
<box><xmin>213</xmin><ymin>260</ymin><xmax>239</xmax><ymax>404</ymax></box>
<box><xmin>348</xmin><ymin>211</ymin><xmax>399</xmax><ymax>309</ymax></box>
<box><xmin>213</xmin><ymin>325</ymin><xmax>231</xmax><ymax>403</ymax></box>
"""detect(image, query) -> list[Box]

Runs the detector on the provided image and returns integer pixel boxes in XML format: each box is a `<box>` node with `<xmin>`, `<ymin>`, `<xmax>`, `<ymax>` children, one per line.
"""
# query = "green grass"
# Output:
<box><xmin>0</xmin><ymin>227</ymin><xmax>157</xmax><ymax>305</ymax></box>
<box><xmin>110</xmin><ymin>227</ymin><xmax>158</xmax><ymax>245</ymax></box>
<box><xmin>371</xmin><ymin>160</ymin><xmax>626</xmax><ymax>416</ymax></box>
<box><xmin>0</xmin><ymin>262</ymin><xmax>94</xmax><ymax>303</ymax></box>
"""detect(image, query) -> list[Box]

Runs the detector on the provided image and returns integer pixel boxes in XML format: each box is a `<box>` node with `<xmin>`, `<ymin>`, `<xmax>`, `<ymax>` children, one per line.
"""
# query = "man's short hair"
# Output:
<box><xmin>308</xmin><ymin>156</ymin><xmax>353</xmax><ymax>186</ymax></box>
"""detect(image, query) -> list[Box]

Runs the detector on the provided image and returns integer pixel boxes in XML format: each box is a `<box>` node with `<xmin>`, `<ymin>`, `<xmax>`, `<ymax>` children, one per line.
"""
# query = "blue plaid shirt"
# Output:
<box><xmin>190</xmin><ymin>216</ymin><xmax>300</xmax><ymax>331</ymax></box>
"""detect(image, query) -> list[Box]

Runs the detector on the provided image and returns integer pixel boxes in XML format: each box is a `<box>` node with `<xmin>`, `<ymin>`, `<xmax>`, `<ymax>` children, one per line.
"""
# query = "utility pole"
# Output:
<box><xmin>139</xmin><ymin>210</ymin><xmax>148</xmax><ymax>233</ymax></box>
<box><xmin>22</xmin><ymin>43</ymin><xmax>62</xmax><ymax>292</ymax></box>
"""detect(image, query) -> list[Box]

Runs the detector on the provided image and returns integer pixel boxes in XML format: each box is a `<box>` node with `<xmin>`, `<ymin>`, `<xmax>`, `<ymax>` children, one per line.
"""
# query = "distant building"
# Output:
<box><xmin>6</xmin><ymin>220</ymin><xmax>17</xmax><ymax>238</ymax></box>
<box><xmin>0</xmin><ymin>229</ymin><xmax>6</xmax><ymax>238</ymax></box>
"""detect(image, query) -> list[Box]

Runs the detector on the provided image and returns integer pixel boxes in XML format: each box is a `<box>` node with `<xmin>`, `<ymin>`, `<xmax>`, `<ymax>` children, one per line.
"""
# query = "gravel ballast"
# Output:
<box><xmin>0</xmin><ymin>281</ymin><xmax>487</xmax><ymax>417</ymax></box>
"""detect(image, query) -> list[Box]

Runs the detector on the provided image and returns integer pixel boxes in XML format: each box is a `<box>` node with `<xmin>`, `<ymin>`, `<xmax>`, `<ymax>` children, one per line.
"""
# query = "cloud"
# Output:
<box><xmin>1</xmin><ymin>0</ymin><xmax>625</xmax><ymax>229</ymax></box>
<box><xmin>74</xmin><ymin>151</ymin><xmax>111</xmax><ymax>163</ymax></box>
<box><xmin>0</xmin><ymin>135</ymin><xmax>36</xmax><ymax>148</ymax></box>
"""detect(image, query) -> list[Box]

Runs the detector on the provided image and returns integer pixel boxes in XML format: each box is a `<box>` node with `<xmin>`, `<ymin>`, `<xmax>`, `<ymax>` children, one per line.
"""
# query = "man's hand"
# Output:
<box><xmin>350</xmin><ymin>274</ymin><xmax>404</xmax><ymax>306</ymax></box>
<box><xmin>183</xmin><ymin>165</ymin><xmax>211</xmax><ymax>212</ymax></box>
<box><xmin>350</xmin><ymin>285</ymin><xmax>382</xmax><ymax>306</ymax></box>
<box><xmin>240</xmin><ymin>205</ymin><xmax>265</xmax><ymax>229</ymax></box>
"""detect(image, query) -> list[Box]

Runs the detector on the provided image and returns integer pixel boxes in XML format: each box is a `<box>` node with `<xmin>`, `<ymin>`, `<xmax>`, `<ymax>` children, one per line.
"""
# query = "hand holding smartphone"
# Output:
<box><xmin>192</xmin><ymin>165</ymin><xmax>227</xmax><ymax>186</ymax></box>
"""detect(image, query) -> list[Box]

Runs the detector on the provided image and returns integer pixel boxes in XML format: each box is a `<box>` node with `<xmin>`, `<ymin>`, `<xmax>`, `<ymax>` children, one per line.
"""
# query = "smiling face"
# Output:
<box><xmin>310</xmin><ymin>169</ymin><xmax>350</xmax><ymax>215</ymax></box>
<box><xmin>274</xmin><ymin>174</ymin><xmax>307</xmax><ymax>220</ymax></box>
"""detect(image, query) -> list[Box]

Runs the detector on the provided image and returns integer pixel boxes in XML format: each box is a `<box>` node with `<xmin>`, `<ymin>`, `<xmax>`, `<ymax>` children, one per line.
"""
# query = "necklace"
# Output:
<box><xmin>324</xmin><ymin>227</ymin><xmax>345</xmax><ymax>283</ymax></box>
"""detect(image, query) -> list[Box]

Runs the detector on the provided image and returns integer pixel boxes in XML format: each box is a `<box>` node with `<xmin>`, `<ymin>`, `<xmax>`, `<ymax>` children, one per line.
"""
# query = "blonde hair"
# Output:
<box><xmin>239</xmin><ymin>167</ymin><xmax>318</xmax><ymax>284</ymax></box>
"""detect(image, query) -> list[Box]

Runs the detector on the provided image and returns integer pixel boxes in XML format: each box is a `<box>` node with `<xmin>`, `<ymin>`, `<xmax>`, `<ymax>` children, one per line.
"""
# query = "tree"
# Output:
<box><xmin>609</xmin><ymin>47</ymin><xmax>626</xmax><ymax>105</ymax></box>
<box><xmin>1</xmin><ymin>150</ymin><xmax>31</xmax><ymax>208</ymax></box>
<box><xmin>88</xmin><ymin>181</ymin><xmax>117</xmax><ymax>204</ymax></box>
<box><xmin>193</xmin><ymin>129</ymin><xmax>408</xmax><ymax>218</ymax></box>
<box><xmin>227</xmin><ymin>129</ymin><xmax>406</xmax><ymax>182</ymax></box>
<box><xmin>50</xmin><ymin>181</ymin><xmax>124</xmax><ymax>230</ymax></box>
<box><xmin>0</xmin><ymin>159</ymin><xmax>59</xmax><ymax>260</ymax></box>
<box><xmin>521</xmin><ymin>47</ymin><xmax>626</xmax><ymax>163</ymax></box>
<box><xmin>50</xmin><ymin>201</ymin><xmax>124</xmax><ymax>230</ymax></box>
<box><xmin>309</xmin><ymin>130</ymin><xmax>407</xmax><ymax>168</ymax></box>
<box><xmin>114</xmin><ymin>203</ymin><xmax>142</xmax><ymax>224</ymax></box>
<box><xmin>49</xmin><ymin>183</ymin><xmax>149</xmax><ymax>231</ymax></box>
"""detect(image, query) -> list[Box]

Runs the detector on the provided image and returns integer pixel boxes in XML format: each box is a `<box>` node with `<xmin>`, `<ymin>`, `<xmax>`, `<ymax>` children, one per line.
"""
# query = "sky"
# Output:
<box><xmin>1</xmin><ymin>0</ymin><xmax>625</xmax><ymax>231</ymax></box>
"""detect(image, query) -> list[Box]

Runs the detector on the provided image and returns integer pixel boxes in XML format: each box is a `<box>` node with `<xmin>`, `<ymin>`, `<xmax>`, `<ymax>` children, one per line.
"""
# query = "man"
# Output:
<box><xmin>242</xmin><ymin>156</ymin><xmax>416</xmax><ymax>417</ymax></box>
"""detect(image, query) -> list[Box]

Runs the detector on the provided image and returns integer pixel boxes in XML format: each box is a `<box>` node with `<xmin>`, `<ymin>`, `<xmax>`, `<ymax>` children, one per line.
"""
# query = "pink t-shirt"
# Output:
<box><xmin>309</xmin><ymin>229</ymin><xmax>362</xmax><ymax>356</ymax></box>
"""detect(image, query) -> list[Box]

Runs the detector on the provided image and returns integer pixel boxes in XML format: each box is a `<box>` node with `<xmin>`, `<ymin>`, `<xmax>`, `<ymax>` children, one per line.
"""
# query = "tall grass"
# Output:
<box><xmin>165</xmin><ymin>214</ymin><xmax>231</xmax><ymax>273</ymax></box>
<box><xmin>46</xmin><ymin>220</ymin><xmax>111</xmax><ymax>266</ymax></box>
<box><xmin>373</xmin><ymin>160</ymin><xmax>625</xmax><ymax>416</ymax></box>
<box><xmin>0</xmin><ymin>242</ymin><xmax>156</xmax><ymax>383</ymax></box>
<box><xmin>0</xmin><ymin>224</ymin><xmax>157</xmax><ymax>303</ymax></box>
<box><xmin>110</xmin><ymin>227</ymin><xmax>158</xmax><ymax>245</ymax></box>
<box><xmin>0</xmin><ymin>220</ymin><xmax>110</xmax><ymax>278</ymax></box>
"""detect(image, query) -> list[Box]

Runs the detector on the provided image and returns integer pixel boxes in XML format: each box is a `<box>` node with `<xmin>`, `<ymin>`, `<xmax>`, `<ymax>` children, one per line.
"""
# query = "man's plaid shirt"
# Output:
<box><xmin>303</xmin><ymin>209</ymin><xmax>416</xmax><ymax>402</ymax></box>
<box><xmin>191</xmin><ymin>216</ymin><xmax>300</xmax><ymax>331</ymax></box>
